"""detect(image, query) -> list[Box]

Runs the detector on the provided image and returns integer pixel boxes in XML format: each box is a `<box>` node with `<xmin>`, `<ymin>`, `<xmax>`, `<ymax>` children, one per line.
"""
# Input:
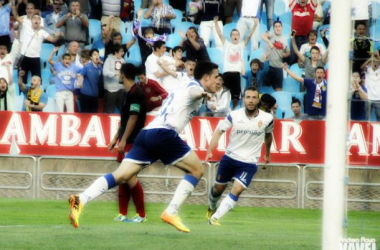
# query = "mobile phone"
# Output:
<box><xmin>291</xmin><ymin>30</ymin><xmax>296</xmax><ymax>36</ymax></box>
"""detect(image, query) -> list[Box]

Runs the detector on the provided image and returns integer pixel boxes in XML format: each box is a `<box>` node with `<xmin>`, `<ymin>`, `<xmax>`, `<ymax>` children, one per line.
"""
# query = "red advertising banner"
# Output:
<box><xmin>0</xmin><ymin>111</ymin><xmax>379</xmax><ymax>166</ymax></box>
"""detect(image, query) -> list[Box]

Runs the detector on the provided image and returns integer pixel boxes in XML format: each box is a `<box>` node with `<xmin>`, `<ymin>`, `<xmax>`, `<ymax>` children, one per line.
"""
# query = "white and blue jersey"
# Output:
<box><xmin>145</xmin><ymin>80</ymin><xmax>205</xmax><ymax>134</ymax></box>
<box><xmin>218</xmin><ymin>108</ymin><xmax>274</xmax><ymax>164</ymax></box>
<box><xmin>125</xmin><ymin>80</ymin><xmax>205</xmax><ymax>166</ymax></box>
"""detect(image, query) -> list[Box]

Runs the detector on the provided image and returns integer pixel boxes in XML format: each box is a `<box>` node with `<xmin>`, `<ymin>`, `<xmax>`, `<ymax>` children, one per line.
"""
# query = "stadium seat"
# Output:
<box><xmin>289</xmin><ymin>63</ymin><xmax>303</xmax><ymax>77</ymax></box>
<box><xmin>240</xmin><ymin>76</ymin><xmax>247</xmax><ymax>94</ymax></box>
<box><xmin>175</xmin><ymin>21</ymin><xmax>196</xmax><ymax>34</ymax></box>
<box><xmin>41</xmin><ymin>69</ymin><xmax>52</xmax><ymax>90</ymax></box>
<box><xmin>171</xmin><ymin>9</ymin><xmax>183</xmax><ymax>32</ymax></box>
<box><xmin>166</xmin><ymin>33</ymin><xmax>182</xmax><ymax>49</ymax></box>
<box><xmin>46</xmin><ymin>84</ymin><xmax>56</xmax><ymax>99</ymax></box>
<box><xmin>279</xmin><ymin>12</ymin><xmax>292</xmax><ymax>26</ymax></box>
<box><xmin>89</xmin><ymin>19</ymin><xmax>101</xmax><ymax>44</ymax></box>
<box><xmin>43</xmin><ymin>97</ymin><xmax>57</xmax><ymax>112</ymax></box>
<box><xmin>141</xmin><ymin>9</ymin><xmax>152</xmax><ymax>27</ymax></box>
<box><xmin>370</xmin><ymin>24</ymin><xmax>380</xmax><ymax>38</ymax></box>
<box><xmin>56</xmin><ymin>45</ymin><xmax>66</xmax><ymax>59</ymax></box>
<box><xmin>207</xmin><ymin>48</ymin><xmax>224</xmax><ymax>72</ymax></box>
<box><xmin>122</xmin><ymin>22</ymin><xmax>134</xmax><ymax>44</ymax></box>
<box><xmin>276</xmin><ymin>106</ymin><xmax>283</xmax><ymax>119</ymax></box>
<box><xmin>284</xmin><ymin>108</ymin><xmax>294</xmax><ymax>119</ymax></box>
<box><xmin>126</xmin><ymin>46</ymin><xmax>142</xmax><ymax>66</ymax></box>
<box><xmin>40</xmin><ymin>43</ymin><xmax>55</xmax><ymax>69</ymax></box>
<box><xmin>371</xmin><ymin>1</ymin><xmax>380</xmax><ymax>20</ymax></box>
<box><xmin>271</xmin><ymin>91</ymin><xmax>293</xmax><ymax>113</ymax></box>
<box><xmin>259</xmin><ymin>86</ymin><xmax>275</xmax><ymax>94</ymax></box>
<box><xmin>223</xmin><ymin>23</ymin><xmax>237</xmax><ymax>42</ymax></box>
<box><xmin>274</xmin><ymin>0</ymin><xmax>287</xmax><ymax>17</ymax></box>
<box><xmin>250</xmin><ymin>48</ymin><xmax>264</xmax><ymax>61</ymax></box>
<box><xmin>14</xmin><ymin>92</ymin><xmax>25</xmax><ymax>111</ymax></box>
<box><xmin>282</xmin><ymin>77</ymin><xmax>300</xmax><ymax>96</ymax></box>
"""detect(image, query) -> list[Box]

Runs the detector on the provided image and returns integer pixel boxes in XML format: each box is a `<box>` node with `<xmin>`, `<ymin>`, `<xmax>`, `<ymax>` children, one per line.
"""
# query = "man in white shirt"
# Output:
<box><xmin>145</xmin><ymin>40</ymin><xmax>168</xmax><ymax>85</ymax></box>
<box><xmin>158</xmin><ymin>57</ymin><xmax>196</xmax><ymax>91</ymax></box>
<box><xmin>236</xmin><ymin>0</ymin><xmax>262</xmax><ymax>52</ymax></box>
<box><xmin>205</xmin><ymin>73</ymin><xmax>231</xmax><ymax>117</ymax></box>
<box><xmin>361</xmin><ymin>54</ymin><xmax>380</xmax><ymax>121</ymax></box>
<box><xmin>159</xmin><ymin>46</ymin><xmax>185</xmax><ymax>93</ymax></box>
<box><xmin>205</xmin><ymin>86</ymin><xmax>273</xmax><ymax>225</ymax></box>
<box><xmin>0</xmin><ymin>43</ymin><xmax>13</xmax><ymax>84</ymax></box>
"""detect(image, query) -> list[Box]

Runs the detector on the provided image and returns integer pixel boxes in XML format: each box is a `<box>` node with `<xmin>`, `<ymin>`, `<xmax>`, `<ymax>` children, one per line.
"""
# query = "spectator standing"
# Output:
<box><xmin>145</xmin><ymin>40</ymin><xmax>168</xmax><ymax>85</ymax></box>
<box><xmin>143</xmin><ymin>0</ymin><xmax>175</xmax><ymax>35</ymax></box>
<box><xmin>350</xmin><ymin>71</ymin><xmax>368</xmax><ymax>121</ymax></box>
<box><xmin>261</xmin><ymin>0</ymin><xmax>275</xmax><ymax>31</ymax></box>
<box><xmin>78</xmin><ymin>49</ymin><xmax>102</xmax><ymax>113</ymax></box>
<box><xmin>0</xmin><ymin>43</ymin><xmax>13</xmax><ymax>84</ymax></box>
<box><xmin>0</xmin><ymin>0</ymin><xmax>12</xmax><ymax>52</ymax></box>
<box><xmin>0</xmin><ymin>64</ymin><xmax>15</xmax><ymax>111</ymax></box>
<box><xmin>44</xmin><ymin>0</ymin><xmax>69</xmax><ymax>45</ymax></box>
<box><xmin>18</xmin><ymin>71</ymin><xmax>47</xmax><ymax>111</ymax></box>
<box><xmin>103</xmin><ymin>44</ymin><xmax>125</xmax><ymax>113</ymax></box>
<box><xmin>205</xmin><ymin>73</ymin><xmax>231</xmax><ymax>117</ymax></box>
<box><xmin>179</xmin><ymin>27</ymin><xmax>210</xmax><ymax>62</ymax></box>
<box><xmin>100</xmin><ymin>0</ymin><xmax>122</xmax><ymax>33</ymax></box>
<box><xmin>92</xmin><ymin>21</ymin><xmax>112</xmax><ymax>62</ymax></box>
<box><xmin>56</xmin><ymin>0</ymin><xmax>89</xmax><ymax>51</ymax></box>
<box><xmin>299</xmin><ymin>30</ymin><xmax>326</xmax><ymax>62</ymax></box>
<box><xmin>182</xmin><ymin>0</ymin><xmax>203</xmax><ymax>24</ymax></box>
<box><xmin>224</xmin><ymin>0</ymin><xmax>242</xmax><ymax>24</ymax></box>
<box><xmin>352</xmin><ymin>22</ymin><xmax>372</xmax><ymax>74</ymax></box>
<box><xmin>361</xmin><ymin>55</ymin><xmax>380</xmax><ymax>121</ymax></box>
<box><xmin>199</xmin><ymin>0</ymin><xmax>223</xmax><ymax>50</ymax></box>
<box><xmin>236</xmin><ymin>0</ymin><xmax>261</xmax><ymax>51</ymax></box>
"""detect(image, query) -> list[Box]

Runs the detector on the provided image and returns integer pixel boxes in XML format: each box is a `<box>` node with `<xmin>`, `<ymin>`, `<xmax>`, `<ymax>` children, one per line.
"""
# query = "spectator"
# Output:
<box><xmin>182</xmin><ymin>0</ymin><xmax>203</xmax><ymax>24</ymax></box>
<box><xmin>168</xmin><ymin>0</ymin><xmax>186</xmax><ymax>13</ymax></box>
<box><xmin>312</xmin><ymin>0</ymin><xmax>324</xmax><ymax>30</ymax></box>
<box><xmin>18</xmin><ymin>71</ymin><xmax>47</xmax><ymax>111</ymax></box>
<box><xmin>261</xmin><ymin>0</ymin><xmax>274</xmax><ymax>31</ymax></box>
<box><xmin>56</xmin><ymin>0</ymin><xmax>89</xmax><ymax>51</ymax></box>
<box><xmin>78</xmin><ymin>49</ymin><xmax>102</xmax><ymax>113</ymax></box>
<box><xmin>77</xmin><ymin>0</ymin><xmax>90</xmax><ymax>15</ymax></box>
<box><xmin>64</xmin><ymin>41</ymin><xmax>83</xmax><ymax>67</ymax></box>
<box><xmin>291</xmin><ymin>33</ymin><xmax>328</xmax><ymax>79</ymax></box>
<box><xmin>91</xmin><ymin>23</ymin><xmax>112</xmax><ymax>62</ymax></box>
<box><xmin>237</xmin><ymin>0</ymin><xmax>261</xmax><ymax>51</ymax></box>
<box><xmin>243</xmin><ymin>58</ymin><xmax>266</xmax><ymax>89</ymax></box>
<box><xmin>145</xmin><ymin>40</ymin><xmax>168</xmax><ymax>85</ymax></box>
<box><xmin>179</xmin><ymin>27</ymin><xmax>210</xmax><ymax>62</ymax></box>
<box><xmin>44</xmin><ymin>0</ymin><xmax>69</xmax><ymax>45</ymax></box>
<box><xmin>214</xmin><ymin>16</ymin><xmax>259</xmax><ymax>110</ymax></box>
<box><xmin>289</xmin><ymin>0</ymin><xmax>318</xmax><ymax>64</ymax></box>
<box><xmin>139</xmin><ymin>0</ymin><xmax>152</xmax><ymax>9</ymax></box>
<box><xmin>350</xmin><ymin>71</ymin><xmax>368</xmax><ymax>121</ymax></box>
<box><xmin>0</xmin><ymin>43</ymin><xmax>13</xmax><ymax>84</ymax></box>
<box><xmin>120</xmin><ymin>0</ymin><xmax>135</xmax><ymax>23</ymax></box>
<box><xmin>143</xmin><ymin>0</ymin><xmax>176</xmax><ymax>35</ymax></box>
<box><xmin>259</xmin><ymin>93</ymin><xmax>278</xmax><ymax>118</ymax></box>
<box><xmin>103</xmin><ymin>44</ymin><xmax>125</xmax><ymax>113</ymax></box>
<box><xmin>361</xmin><ymin>55</ymin><xmax>380</xmax><ymax>121</ymax></box>
<box><xmin>0</xmin><ymin>0</ymin><xmax>12</xmax><ymax>52</ymax></box>
<box><xmin>352</xmin><ymin>21</ymin><xmax>372</xmax><ymax>74</ymax></box>
<box><xmin>262</xmin><ymin>18</ymin><xmax>290</xmax><ymax>91</ymax></box>
<box><xmin>284</xmin><ymin>64</ymin><xmax>327</xmax><ymax>120</ymax></box>
<box><xmin>199</xmin><ymin>0</ymin><xmax>223</xmax><ymax>50</ymax></box>
<box><xmin>224</xmin><ymin>0</ymin><xmax>241</xmax><ymax>24</ymax></box>
<box><xmin>136</xmin><ymin>66</ymin><xmax>168</xmax><ymax>112</ymax></box>
<box><xmin>205</xmin><ymin>73</ymin><xmax>231</xmax><ymax>117</ymax></box>
<box><xmin>158</xmin><ymin>57</ymin><xmax>197</xmax><ymax>87</ymax></box>
<box><xmin>288</xmin><ymin>98</ymin><xmax>308</xmax><ymax>120</ymax></box>
<box><xmin>299</xmin><ymin>30</ymin><xmax>326</xmax><ymax>62</ymax></box>
<box><xmin>104</xmin><ymin>32</ymin><xmax>134</xmax><ymax>61</ymax></box>
<box><xmin>12</xmin><ymin>12</ymin><xmax>60</xmax><ymax>83</ymax></box>
<box><xmin>48</xmin><ymin>48</ymin><xmax>82</xmax><ymax>113</ymax></box>
<box><xmin>79</xmin><ymin>49</ymin><xmax>90</xmax><ymax>67</ymax></box>
<box><xmin>0</xmin><ymin>64</ymin><xmax>15</xmax><ymax>111</ymax></box>
<box><xmin>159</xmin><ymin>46</ymin><xmax>185</xmax><ymax>93</ymax></box>
<box><xmin>101</xmin><ymin>0</ymin><xmax>122</xmax><ymax>34</ymax></box>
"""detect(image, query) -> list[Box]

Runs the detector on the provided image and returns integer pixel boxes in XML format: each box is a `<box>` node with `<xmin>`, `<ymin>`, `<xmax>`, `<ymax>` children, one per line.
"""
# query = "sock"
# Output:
<box><xmin>118</xmin><ymin>183</ymin><xmax>131</xmax><ymax>215</ymax></box>
<box><xmin>166</xmin><ymin>174</ymin><xmax>199</xmax><ymax>215</ymax></box>
<box><xmin>209</xmin><ymin>186</ymin><xmax>222</xmax><ymax>210</ymax></box>
<box><xmin>80</xmin><ymin>173</ymin><xmax>117</xmax><ymax>206</ymax></box>
<box><xmin>130</xmin><ymin>181</ymin><xmax>145</xmax><ymax>218</ymax></box>
<box><xmin>212</xmin><ymin>193</ymin><xmax>238</xmax><ymax>220</ymax></box>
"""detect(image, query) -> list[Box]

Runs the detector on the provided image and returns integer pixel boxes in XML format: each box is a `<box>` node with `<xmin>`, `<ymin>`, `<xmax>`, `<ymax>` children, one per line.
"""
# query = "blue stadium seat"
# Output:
<box><xmin>274</xmin><ymin>0</ymin><xmax>287</xmax><ymax>17</ymax></box>
<box><xmin>89</xmin><ymin>19</ymin><xmax>101</xmax><ymax>44</ymax></box>
<box><xmin>370</xmin><ymin>108</ymin><xmax>377</xmax><ymax>121</ymax></box>
<box><xmin>259</xmin><ymin>86</ymin><xmax>275</xmax><ymax>94</ymax></box>
<box><xmin>126</xmin><ymin>46</ymin><xmax>142</xmax><ymax>66</ymax></box>
<box><xmin>14</xmin><ymin>92</ymin><xmax>25</xmax><ymax>111</ymax></box>
<box><xmin>41</xmin><ymin>69</ymin><xmax>52</xmax><ymax>90</ymax></box>
<box><xmin>271</xmin><ymin>91</ymin><xmax>293</xmax><ymax>113</ymax></box>
<box><xmin>282</xmin><ymin>77</ymin><xmax>300</xmax><ymax>96</ymax></box>
<box><xmin>289</xmin><ymin>63</ymin><xmax>303</xmax><ymax>77</ymax></box>
<box><xmin>46</xmin><ymin>84</ymin><xmax>56</xmax><ymax>98</ymax></box>
<box><xmin>250</xmin><ymin>48</ymin><xmax>264</xmax><ymax>61</ymax></box>
<box><xmin>166</xmin><ymin>33</ymin><xmax>182</xmax><ymax>49</ymax></box>
<box><xmin>171</xmin><ymin>9</ymin><xmax>183</xmax><ymax>32</ymax></box>
<box><xmin>207</xmin><ymin>48</ymin><xmax>224</xmax><ymax>72</ymax></box>
<box><xmin>56</xmin><ymin>45</ymin><xmax>66</xmax><ymax>59</ymax></box>
<box><xmin>240</xmin><ymin>76</ymin><xmax>247</xmax><ymax>95</ymax></box>
<box><xmin>284</xmin><ymin>108</ymin><xmax>294</xmax><ymax>119</ymax></box>
<box><xmin>141</xmin><ymin>9</ymin><xmax>151</xmax><ymax>27</ymax></box>
<box><xmin>276</xmin><ymin>106</ymin><xmax>283</xmax><ymax>119</ymax></box>
<box><xmin>175</xmin><ymin>21</ymin><xmax>196</xmax><ymax>34</ymax></box>
<box><xmin>279</xmin><ymin>12</ymin><xmax>292</xmax><ymax>26</ymax></box>
<box><xmin>40</xmin><ymin>43</ymin><xmax>55</xmax><ymax>69</ymax></box>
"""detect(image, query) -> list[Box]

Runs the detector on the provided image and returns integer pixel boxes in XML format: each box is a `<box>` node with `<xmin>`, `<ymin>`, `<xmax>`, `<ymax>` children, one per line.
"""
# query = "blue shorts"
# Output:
<box><xmin>215</xmin><ymin>155</ymin><xmax>258</xmax><ymax>188</ymax></box>
<box><xmin>124</xmin><ymin>128</ymin><xmax>191</xmax><ymax>166</ymax></box>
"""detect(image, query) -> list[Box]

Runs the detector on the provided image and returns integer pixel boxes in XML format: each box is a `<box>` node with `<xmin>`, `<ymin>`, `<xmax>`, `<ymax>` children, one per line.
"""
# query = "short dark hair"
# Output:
<box><xmin>31</xmin><ymin>13</ymin><xmax>40</xmax><ymax>18</ymax></box>
<box><xmin>307</xmin><ymin>30</ymin><xmax>318</xmax><ymax>38</ymax></box>
<box><xmin>136</xmin><ymin>66</ymin><xmax>146</xmax><ymax>76</ymax></box>
<box><xmin>172</xmin><ymin>46</ymin><xmax>183</xmax><ymax>53</ymax></box>
<box><xmin>153</xmin><ymin>41</ymin><xmax>166</xmax><ymax>51</ymax></box>
<box><xmin>315</xmin><ymin>66</ymin><xmax>325</xmax><ymax>72</ymax></box>
<box><xmin>194</xmin><ymin>61</ymin><xmax>219</xmax><ymax>80</ymax></box>
<box><xmin>112</xmin><ymin>32</ymin><xmax>122</xmax><ymax>40</ymax></box>
<box><xmin>250</xmin><ymin>58</ymin><xmax>263</xmax><ymax>70</ymax></box>
<box><xmin>144</xmin><ymin>28</ymin><xmax>154</xmax><ymax>36</ymax></box>
<box><xmin>112</xmin><ymin>44</ymin><xmax>124</xmax><ymax>54</ymax></box>
<box><xmin>230</xmin><ymin>29</ymin><xmax>240</xmax><ymax>36</ymax></box>
<box><xmin>291</xmin><ymin>98</ymin><xmax>301</xmax><ymax>106</ymax></box>
<box><xmin>89</xmin><ymin>49</ymin><xmax>99</xmax><ymax>57</ymax></box>
<box><xmin>244</xmin><ymin>86</ymin><xmax>259</xmax><ymax>96</ymax></box>
<box><xmin>80</xmin><ymin>49</ymin><xmax>90</xmax><ymax>59</ymax></box>
<box><xmin>62</xmin><ymin>53</ymin><xmax>71</xmax><ymax>59</ymax></box>
<box><xmin>355</xmin><ymin>21</ymin><xmax>366</xmax><ymax>30</ymax></box>
<box><xmin>260</xmin><ymin>94</ymin><xmax>276</xmax><ymax>109</ymax></box>
<box><xmin>121</xmin><ymin>63</ymin><xmax>137</xmax><ymax>81</ymax></box>
<box><xmin>310</xmin><ymin>46</ymin><xmax>320</xmax><ymax>53</ymax></box>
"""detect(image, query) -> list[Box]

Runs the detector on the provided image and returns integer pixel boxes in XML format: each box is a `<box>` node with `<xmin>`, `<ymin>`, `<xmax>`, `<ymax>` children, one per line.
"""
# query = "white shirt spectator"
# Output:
<box><xmin>145</xmin><ymin>53</ymin><xmax>164</xmax><ymax>84</ymax></box>
<box><xmin>223</xmin><ymin>41</ymin><xmax>245</xmax><ymax>73</ymax></box>
<box><xmin>365</xmin><ymin>66</ymin><xmax>380</xmax><ymax>100</ymax></box>
<box><xmin>21</xmin><ymin>28</ymin><xmax>50</xmax><ymax>58</ymax></box>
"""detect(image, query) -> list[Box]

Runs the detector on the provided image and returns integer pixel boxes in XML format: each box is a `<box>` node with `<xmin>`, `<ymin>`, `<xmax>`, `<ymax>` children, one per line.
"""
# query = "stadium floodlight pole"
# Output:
<box><xmin>322</xmin><ymin>0</ymin><xmax>352</xmax><ymax>249</ymax></box>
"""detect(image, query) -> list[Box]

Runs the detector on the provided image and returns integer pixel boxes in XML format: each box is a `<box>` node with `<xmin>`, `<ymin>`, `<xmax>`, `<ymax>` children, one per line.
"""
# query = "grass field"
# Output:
<box><xmin>1</xmin><ymin>198</ymin><xmax>379</xmax><ymax>250</ymax></box>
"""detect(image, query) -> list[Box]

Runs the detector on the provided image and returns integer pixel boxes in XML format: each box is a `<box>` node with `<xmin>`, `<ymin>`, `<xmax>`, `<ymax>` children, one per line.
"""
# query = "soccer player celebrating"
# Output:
<box><xmin>205</xmin><ymin>86</ymin><xmax>274</xmax><ymax>225</ymax></box>
<box><xmin>68</xmin><ymin>61</ymin><xmax>219</xmax><ymax>233</ymax></box>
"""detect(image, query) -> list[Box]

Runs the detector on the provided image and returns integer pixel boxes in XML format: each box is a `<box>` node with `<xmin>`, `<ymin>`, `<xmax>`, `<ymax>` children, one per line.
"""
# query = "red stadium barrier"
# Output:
<box><xmin>0</xmin><ymin>111</ymin><xmax>379</xmax><ymax>166</ymax></box>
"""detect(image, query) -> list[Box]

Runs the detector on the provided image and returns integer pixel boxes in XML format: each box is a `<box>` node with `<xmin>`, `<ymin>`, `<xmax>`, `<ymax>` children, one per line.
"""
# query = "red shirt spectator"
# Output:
<box><xmin>137</xmin><ymin>68</ymin><xmax>168</xmax><ymax>112</ymax></box>
<box><xmin>290</xmin><ymin>0</ymin><xmax>317</xmax><ymax>36</ymax></box>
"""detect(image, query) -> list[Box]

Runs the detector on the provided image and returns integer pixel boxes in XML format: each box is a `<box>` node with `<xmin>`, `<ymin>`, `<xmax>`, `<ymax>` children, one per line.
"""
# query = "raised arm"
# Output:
<box><xmin>48</xmin><ymin>46</ymin><xmax>60</xmax><ymax>66</ymax></box>
<box><xmin>213</xmin><ymin>16</ymin><xmax>225</xmax><ymax>44</ymax></box>
<box><xmin>56</xmin><ymin>12</ymin><xmax>72</xmax><ymax>28</ymax></box>
<box><xmin>143</xmin><ymin>0</ymin><xmax>155</xmax><ymax>19</ymax></box>
<box><xmin>360</xmin><ymin>56</ymin><xmax>373</xmax><ymax>71</ymax></box>
<box><xmin>261</xmin><ymin>32</ymin><xmax>274</xmax><ymax>49</ymax></box>
<box><xmin>157</xmin><ymin>60</ymin><xmax>176</xmax><ymax>78</ymax></box>
<box><xmin>322</xmin><ymin>47</ymin><xmax>329</xmax><ymax>64</ymax></box>
<box><xmin>283</xmin><ymin>63</ymin><xmax>304</xmax><ymax>84</ymax></box>
<box><xmin>11</xmin><ymin>0</ymin><xmax>24</xmax><ymax>24</ymax></box>
<box><xmin>18</xmin><ymin>70</ymin><xmax>27</xmax><ymax>92</ymax></box>
<box><xmin>244</xmin><ymin>18</ymin><xmax>259</xmax><ymax>46</ymax></box>
<box><xmin>291</xmin><ymin>34</ymin><xmax>304</xmax><ymax>61</ymax></box>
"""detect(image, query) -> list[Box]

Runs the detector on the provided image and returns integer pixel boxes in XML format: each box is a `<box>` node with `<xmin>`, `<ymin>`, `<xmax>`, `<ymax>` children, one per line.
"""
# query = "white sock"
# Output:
<box><xmin>79</xmin><ymin>176</ymin><xmax>109</xmax><ymax>206</ymax></box>
<box><xmin>166</xmin><ymin>179</ymin><xmax>195</xmax><ymax>215</ymax></box>
<box><xmin>212</xmin><ymin>194</ymin><xmax>237</xmax><ymax>220</ymax></box>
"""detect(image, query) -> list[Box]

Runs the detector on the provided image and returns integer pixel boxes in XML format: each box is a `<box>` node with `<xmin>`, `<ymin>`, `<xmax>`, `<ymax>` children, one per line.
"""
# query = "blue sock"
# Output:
<box><xmin>228</xmin><ymin>193</ymin><xmax>239</xmax><ymax>202</ymax></box>
<box><xmin>184</xmin><ymin>174</ymin><xmax>199</xmax><ymax>187</ymax></box>
<box><xmin>104</xmin><ymin>173</ymin><xmax>117</xmax><ymax>189</ymax></box>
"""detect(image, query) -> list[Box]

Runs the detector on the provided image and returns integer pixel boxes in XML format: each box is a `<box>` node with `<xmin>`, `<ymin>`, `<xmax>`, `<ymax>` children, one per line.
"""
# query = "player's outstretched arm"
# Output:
<box><xmin>205</xmin><ymin>129</ymin><xmax>224</xmax><ymax>162</ymax></box>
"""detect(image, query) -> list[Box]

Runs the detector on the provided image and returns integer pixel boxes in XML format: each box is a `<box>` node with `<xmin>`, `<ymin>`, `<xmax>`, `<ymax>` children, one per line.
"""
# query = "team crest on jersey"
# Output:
<box><xmin>145</xmin><ymin>87</ymin><xmax>151</xmax><ymax>93</ymax></box>
<box><xmin>217</xmin><ymin>174</ymin><xmax>221</xmax><ymax>181</ymax></box>
<box><xmin>258</xmin><ymin>120</ymin><xmax>263</xmax><ymax>128</ymax></box>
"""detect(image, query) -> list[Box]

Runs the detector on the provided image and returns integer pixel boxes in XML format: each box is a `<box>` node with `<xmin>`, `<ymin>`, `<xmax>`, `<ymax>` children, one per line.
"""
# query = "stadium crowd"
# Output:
<box><xmin>0</xmin><ymin>0</ymin><xmax>379</xmax><ymax>121</ymax></box>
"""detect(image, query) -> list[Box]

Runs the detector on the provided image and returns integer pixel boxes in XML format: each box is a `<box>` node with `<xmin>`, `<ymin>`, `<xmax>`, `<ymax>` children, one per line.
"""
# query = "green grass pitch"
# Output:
<box><xmin>1</xmin><ymin>198</ymin><xmax>379</xmax><ymax>250</ymax></box>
